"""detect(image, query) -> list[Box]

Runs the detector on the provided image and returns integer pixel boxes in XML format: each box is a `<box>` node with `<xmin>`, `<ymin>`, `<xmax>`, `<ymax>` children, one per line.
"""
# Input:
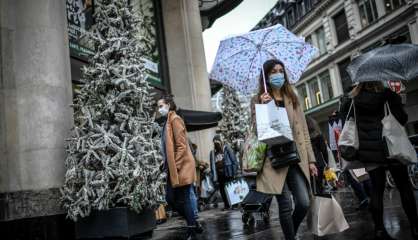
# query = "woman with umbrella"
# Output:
<box><xmin>341</xmin><ymin>82</ymin><xmax>418</xmax><ymax>240</ymax></box>
<box><xmin>341</xmin><ymin>41</ymin><xmax>418</xmax><ymax>240</ymax></box>
<box><xmin>252</xmin><ymin>59</ymin><xmax>318</xmax><ymax>240</ymax></box>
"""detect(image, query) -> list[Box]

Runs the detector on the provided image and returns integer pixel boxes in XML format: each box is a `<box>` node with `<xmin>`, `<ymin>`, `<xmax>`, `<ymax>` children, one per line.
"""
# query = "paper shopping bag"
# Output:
<box><xmin>308</xmin><ymin>194</ymin><xmax>349</xmax><ymax>236</ymax></box>
<box><xmin>255</xmin><ymin>101</ymin><xmax>293</xmax><ymax>146</ymax></box>
<box><xmin>224</xmin><ymin>179</ymin><xmax>250</xmax><ymax>206</ymax></box>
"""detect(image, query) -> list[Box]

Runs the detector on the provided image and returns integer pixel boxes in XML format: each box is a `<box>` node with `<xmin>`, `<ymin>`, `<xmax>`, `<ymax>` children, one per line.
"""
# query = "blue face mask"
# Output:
<box><xmin>269</xmin><ymin>73</ymin><xmax>285</xmax><ymax>89</ymax></box>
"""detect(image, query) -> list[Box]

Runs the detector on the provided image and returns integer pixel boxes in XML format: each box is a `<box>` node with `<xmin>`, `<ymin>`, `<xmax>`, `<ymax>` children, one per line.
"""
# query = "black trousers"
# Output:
<box><xmin>368</xmin><ymin>165</ymin><xmax>418</xmax><ymax>230</ymax></box>
<box><xmin>217</xmin><ymin>174</ymin><xmax>232</xmax><ymax>209</ymax></box>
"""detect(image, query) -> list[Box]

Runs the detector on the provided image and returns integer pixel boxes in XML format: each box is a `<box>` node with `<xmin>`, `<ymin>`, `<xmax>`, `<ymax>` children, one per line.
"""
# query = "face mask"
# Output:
<box><xmin>270</xmin><ymin>73</ymin><xmax>285</xmax><ymax>89</ymax></box>
<box><xmin>158</xmin><ymin>105</ymin><xmax>169</xmax><ymax>116</ymax></box>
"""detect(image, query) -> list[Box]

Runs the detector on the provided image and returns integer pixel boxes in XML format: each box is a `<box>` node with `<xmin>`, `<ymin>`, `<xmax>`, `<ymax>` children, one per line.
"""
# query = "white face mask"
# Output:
<box><xmin>158</xmin><ymin>105</ymin><xmax>170</xmax><ymax>116</ymax></box>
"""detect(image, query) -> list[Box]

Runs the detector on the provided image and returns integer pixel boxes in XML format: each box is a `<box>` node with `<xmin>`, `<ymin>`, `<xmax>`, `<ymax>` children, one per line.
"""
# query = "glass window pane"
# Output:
<box><xmin>297</xmin><ymin>85</ymin><xmax>310</xmax><ymax>110</ymax></box>
<box><xmin>333</xmin><ymin>10</ymin><xmax>350</xmax><ymax>44</ymax></box>
<box><xmin>308</xmin><ymin>79</ymin><xmax>322</xmax><ymax>106</ymax></box>
<box><xmin>316</xmin><ymin>27</ymin><xmax>327</xmax><ymax>55</ymax></box>
<box><xmin>319</xmin><ymin>70</ymin><xmax>333</xmax><ymax>101</ymax></box>
<box><xmin>338</xmin><ymin>58</ymin><xmax>352</xmax><ymax>93</ymax></box>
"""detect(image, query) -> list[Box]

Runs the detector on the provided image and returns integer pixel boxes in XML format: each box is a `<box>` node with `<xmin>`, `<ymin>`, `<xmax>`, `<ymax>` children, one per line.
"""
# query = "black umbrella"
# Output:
<box><xmin>347</xmin><ymin>43</ymin><xmax>418</xmax><ymax>82</ymax></box>
<box><xmin>156</xmin><ymin>109</ymin><xmax>222</xmax><ymax>132</ymax></box>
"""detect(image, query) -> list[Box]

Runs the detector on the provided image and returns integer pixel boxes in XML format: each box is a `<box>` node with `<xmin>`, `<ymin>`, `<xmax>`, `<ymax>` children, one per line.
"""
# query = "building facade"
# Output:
<box><xmin>0</xmin><ymin>0</ymin><xmax>239</xmax><ymax>237</ymax></box>
<box><xmin>255</xmin><ymin>0</ymin><xmax>418</xmax><ymax>137</ymax></box>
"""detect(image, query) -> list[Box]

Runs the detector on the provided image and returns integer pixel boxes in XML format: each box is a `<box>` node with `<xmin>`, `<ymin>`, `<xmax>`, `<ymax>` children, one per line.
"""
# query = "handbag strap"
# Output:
<box><xmin>345</xmin><ymin>99</ymin><xmax>357</xmax><ymax>121</ymax></box>
<box><xmin>384</xmin><ymin>102</ymin><xmax>392</xmax><ymax>116</ymax></box>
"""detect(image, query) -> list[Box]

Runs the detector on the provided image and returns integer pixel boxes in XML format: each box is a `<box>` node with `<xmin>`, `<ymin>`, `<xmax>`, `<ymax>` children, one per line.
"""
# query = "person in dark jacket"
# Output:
<box><xmin>209</xmin><ymin>134</ymin><xmax>238</xmax><ymax>210</ymax></box>
<box><xmin>306</xmin><ymin>116</ymin><xmax>328</xmax><ymax>194</ymax></box>
<box><xmin>341</xmin><ymin>81</ymin><xmax>418</xmax><ymax>240</ymax></box>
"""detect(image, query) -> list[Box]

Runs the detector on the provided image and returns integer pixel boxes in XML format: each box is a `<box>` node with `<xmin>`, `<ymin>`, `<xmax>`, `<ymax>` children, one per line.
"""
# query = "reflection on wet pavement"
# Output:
<box><xmin>151</xmin><ymin>189</ymin><xmax>418</xmax><ymax>240</ymax></box>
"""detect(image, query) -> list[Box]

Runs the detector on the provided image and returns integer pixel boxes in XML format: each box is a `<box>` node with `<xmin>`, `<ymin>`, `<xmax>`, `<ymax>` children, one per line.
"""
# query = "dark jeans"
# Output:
<box><xmin>276</xmin><ymin>165</ymin><xmax>310</xmax><ymax>240</ymax></box>
<box><xmin>368</xmin><ymin>165</ymin><xmax>418</xmax><ymax>231</ymax></box>
<box><xmin>166</xmin><ymin>182</ymin><xmax>199</xmax><ymax>227</ymax></box>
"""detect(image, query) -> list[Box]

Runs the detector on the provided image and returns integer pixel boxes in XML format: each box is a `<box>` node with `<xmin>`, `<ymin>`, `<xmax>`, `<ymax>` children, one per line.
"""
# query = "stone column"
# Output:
<box><xmin>161</xmin><ymin>0</ymin><xmax>214</xmax><ymax>162</ymax></box>
<box><xmin>0</xmin><ymin>0</ymin><xmax>72</xmax><ymax>220</ymax></box>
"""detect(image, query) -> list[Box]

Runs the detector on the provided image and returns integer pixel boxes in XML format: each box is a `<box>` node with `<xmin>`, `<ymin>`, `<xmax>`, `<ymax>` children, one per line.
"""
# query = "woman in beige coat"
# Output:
<box><xmin>252</xmin><ymin>59</ymin><xmax>318</xmax><ymax>240</ymax></box>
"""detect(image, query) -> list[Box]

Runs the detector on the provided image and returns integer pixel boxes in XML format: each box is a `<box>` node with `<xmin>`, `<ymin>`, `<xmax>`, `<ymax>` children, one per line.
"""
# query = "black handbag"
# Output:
<box><xmin>269</xmin><ymin>142</ymin><xmax>301</xmax><ymax>169</ymax></box>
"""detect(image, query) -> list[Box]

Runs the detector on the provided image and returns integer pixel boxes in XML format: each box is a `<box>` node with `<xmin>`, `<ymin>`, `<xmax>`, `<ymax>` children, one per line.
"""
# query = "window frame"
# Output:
<box><xmin>332</xmin><ymin>9</ymin><xmax>350</xmax><ymax>45</ymax></box>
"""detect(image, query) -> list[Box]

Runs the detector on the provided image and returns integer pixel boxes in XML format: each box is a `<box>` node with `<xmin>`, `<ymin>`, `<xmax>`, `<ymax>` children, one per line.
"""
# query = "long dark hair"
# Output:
<box><xmin>257</xmin><ymin>59</ymin><xmax>299</xmax><ymax>108</ymax></box>
<box><xmin>160</xmin><ymin>94</ymin><xmax>177</xmax><ymax>111</ymax></box>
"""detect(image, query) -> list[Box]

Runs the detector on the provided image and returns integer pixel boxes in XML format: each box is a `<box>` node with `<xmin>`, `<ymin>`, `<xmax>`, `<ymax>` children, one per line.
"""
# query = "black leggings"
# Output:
<box><xmin>368</xmin><ymin>165</ymin><xmax>418</xmax><ymax>230</ymax></box>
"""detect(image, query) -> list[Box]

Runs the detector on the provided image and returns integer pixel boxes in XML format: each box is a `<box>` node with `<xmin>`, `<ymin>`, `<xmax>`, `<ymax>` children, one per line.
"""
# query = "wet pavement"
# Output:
<box><xmin>150</xmin><ymin>189</ymin><xmax>418</xmax><ymax>240</ymax></box>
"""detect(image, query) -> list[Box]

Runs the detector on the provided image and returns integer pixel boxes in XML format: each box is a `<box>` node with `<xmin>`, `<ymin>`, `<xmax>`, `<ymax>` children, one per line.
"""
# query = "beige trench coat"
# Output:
<box><xmin>251</xmin><ymin>95</ymin><xmax>316</xmax><ymax>195</ymax></box>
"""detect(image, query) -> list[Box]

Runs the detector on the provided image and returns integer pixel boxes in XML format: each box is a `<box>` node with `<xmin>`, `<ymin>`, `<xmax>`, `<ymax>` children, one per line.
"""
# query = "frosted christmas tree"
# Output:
<box><xmin>61</xmin><ymin>0</ymin><xmax>165</xmax><ymax>221</ymax></box>
<box><xmin>218</xmin><ymin>86</ymin><xmax>250</xmax><ymax>153</ymax></box>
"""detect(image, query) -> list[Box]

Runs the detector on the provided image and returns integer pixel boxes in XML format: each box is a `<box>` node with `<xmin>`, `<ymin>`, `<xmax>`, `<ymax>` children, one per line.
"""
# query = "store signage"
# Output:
<box><xmin>66</xmin><ymin>0</ymin><xmax>95</xmax><ymax>61</ymax></box>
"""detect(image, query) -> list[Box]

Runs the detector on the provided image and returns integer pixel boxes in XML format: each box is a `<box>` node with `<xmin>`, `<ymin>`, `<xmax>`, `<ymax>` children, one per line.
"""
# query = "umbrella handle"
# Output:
<box><xmin>261</xmin><ymin>64</ymin><xmax>268</xmax><ymax>93</ymax></box>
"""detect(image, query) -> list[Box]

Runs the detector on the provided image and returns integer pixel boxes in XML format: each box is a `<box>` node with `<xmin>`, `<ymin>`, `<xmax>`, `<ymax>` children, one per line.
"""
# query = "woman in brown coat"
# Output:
<box><xmin>252</xmin><ymin>59</ymin><xmax>318</xmax><ymax>240</ymax></box>
<box><xmin>158</xmin><ymin>94</ymin><xmax>201</xmax><ymax>239</ymax></box>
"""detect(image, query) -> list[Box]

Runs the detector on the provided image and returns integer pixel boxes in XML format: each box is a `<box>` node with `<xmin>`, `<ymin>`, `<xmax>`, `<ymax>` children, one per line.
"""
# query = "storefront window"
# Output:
<box><xmin>297</xmin><ymin>85</ymin><xmax>310</xmax><ymax>110</ymax></box>
<box><xmin>338</xmin><ymin>58</ymin><xmax>352</xmax><ymax>94</ymax></box>
<box><xmin>384</xmin><ymin>0</ymin><xmax>406</xmax><ymax>12</ymax></box>
<box><xmin>319</xmin><ymin>70</ymin><xmax>333</xmax><ymax>101</ymax></box>
<box><xmin>308</xmin><ymin>79</ymin><xmax>322</xmax><ymax>107</ymax></box>
<box><xmin>358</xmin><ymin>0</ymin><xmax>379</xmax><ymax>27</ymax></box>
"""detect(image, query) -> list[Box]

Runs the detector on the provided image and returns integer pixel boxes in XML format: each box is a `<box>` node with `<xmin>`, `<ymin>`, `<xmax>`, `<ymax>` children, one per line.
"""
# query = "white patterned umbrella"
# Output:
<box><xmin>209</xmin><ymin>24</ymin><xmax>317</xmax><ymax>95</ymax></box>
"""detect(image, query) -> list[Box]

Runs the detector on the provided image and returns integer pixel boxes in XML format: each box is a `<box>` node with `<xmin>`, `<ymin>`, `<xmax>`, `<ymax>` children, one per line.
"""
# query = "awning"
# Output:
<box><xmin>156</xmin><ymin>109</ymin><xmax>223</xmax><ymax>132</ymax></box>
<box><xmin>199</xmin><ymin>0</ymin><xmax>244</xmax><ymax>30</ymax></box>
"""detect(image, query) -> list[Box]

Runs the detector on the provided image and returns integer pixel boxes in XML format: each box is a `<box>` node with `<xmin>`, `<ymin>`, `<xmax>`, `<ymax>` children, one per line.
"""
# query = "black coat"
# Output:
<box><xmin>341</xmin><ymin>89</ymin><xmax>408</xmax><ymax>163</ymax></box>
<box><xmin>311</xmin><ymin>135</ymin><xmax>328</xmax><ymax>169</ymax></box>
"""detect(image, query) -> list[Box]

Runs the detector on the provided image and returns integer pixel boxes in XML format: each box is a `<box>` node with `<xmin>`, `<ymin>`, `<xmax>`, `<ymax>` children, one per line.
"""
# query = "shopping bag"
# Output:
<box><xmin>327</xmin><ymin>146</ymin><xmax>337</xmax><ymax>170</ymax></box>
<box><xmin>255</xmin><ymin>100</ymin><xmax>293</xmax><ymax>146</ymax></box>
<box><xmin>224</xmin><ymin>179</ymin><xmax>250</xmax><ymax>206</ymax></box>
<box><xmin>308</xmin><ymin>191</ymin><xmax>349</xmax><ymax>236</ymax></box>
<box><xmin>338</xmin><ymin>101</ymin><xmax>359</xmax><ymax>161</ymax></box>
<box><xmin>350</xmin><ymin>168</ymin><xmax>369</xmax><ymax>182</ymax></box>
<box><xmin>200</xmin><ymin>174</ymin><xmax>215</xmax><ymax>198</ymax></box>
<box><xmin>340</xmin><ymin>157</ymin><xmax>364</xmax><ymax>170</ymax></box>
<box><xmin>382</xmin><ymin>102</ymin><xmax>417</xmax><ymax>165</ymax></box>
<box><xmin>242</xmin><ymin>129</ymin><xmax>267</xmax><ymax>172</ymax></box>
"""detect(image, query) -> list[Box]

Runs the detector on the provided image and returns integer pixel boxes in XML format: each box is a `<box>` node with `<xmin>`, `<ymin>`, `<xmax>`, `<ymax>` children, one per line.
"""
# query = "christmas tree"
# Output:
<box><xmin>61</xmin><ymin>0</ymin><xmax>165</xmax><ymax>221</ymax></box>
<box><xmin>218</xmin><ymin>86</ymin><xmax>250</xmax><ymax>153</ymax></box>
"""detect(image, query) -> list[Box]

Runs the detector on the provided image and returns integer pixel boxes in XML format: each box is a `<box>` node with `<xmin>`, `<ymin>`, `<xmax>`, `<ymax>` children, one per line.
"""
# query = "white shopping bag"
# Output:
<box><xmin>200</xmin><ymin>174</ymin><xmax>215</xmax><ymax>199</ymax></box>
<box><xmin>382</xmin><ymin>102</ymin><xmax>417</xmax><ymax>165</ymax></box>
<box><xmin>224</xmin><ymin>179</ymin><xmax>250</xmax><ymax>206</ymax></box>
<box><xmin>255</xmin><ymin>100</ymin><xmax>293</xmax><ymax>146</ymax></box>
<box><xmin>308</xmin><ymin>194</ymin><xmax>350</xmax><ymax>236</ymax></box>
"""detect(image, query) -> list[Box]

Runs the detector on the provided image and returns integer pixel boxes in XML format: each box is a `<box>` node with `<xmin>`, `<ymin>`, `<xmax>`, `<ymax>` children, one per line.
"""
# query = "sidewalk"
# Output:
<box><xmin>151</xmin><ymin>189</ymin><xmax>418</xmax><ymax>240</ymax></box>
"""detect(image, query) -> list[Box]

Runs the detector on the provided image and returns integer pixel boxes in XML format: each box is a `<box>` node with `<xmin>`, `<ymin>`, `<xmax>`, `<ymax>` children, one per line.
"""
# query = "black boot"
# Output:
<box><xmin>185</xmin><ymin>229</ymin><xmax>197</xmax><ymax>240</ymax></box>
<box><xmin>374</xmin><ymin>229</ymin><xmax>396</xmax><ymax>240</ymax></box>
<box><xmin>195</xmin><ymin>221</ymin><xmax>204</xmax><ymax>234</ymax></box>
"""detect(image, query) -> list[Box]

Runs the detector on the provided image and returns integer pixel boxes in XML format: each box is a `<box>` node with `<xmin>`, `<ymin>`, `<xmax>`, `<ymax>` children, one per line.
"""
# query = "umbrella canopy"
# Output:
<box><xmin>347</xmin><ymin>43</ymin><xmax>418</xmax><ymax>83</ymax></box>
<box><xmin>209</xmin><ymin>24</ymin><xmax>317</xmax><ymax>95</ymax></box>
<box><xmin>156</xmin><ymin>109</ymin><xmax>222</xmax><ymax>132</ymax></box>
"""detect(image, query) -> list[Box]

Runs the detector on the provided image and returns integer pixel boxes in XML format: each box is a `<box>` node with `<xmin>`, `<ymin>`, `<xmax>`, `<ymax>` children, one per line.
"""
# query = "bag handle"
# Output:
<box><xmin>345</xmin><ymin>100</ymin><xmax>357</xmax><ymax>121</ymax></box>
<box><xmin>384</xmin><ymin>102</ymin><xmax>391</xmax><ymax>117</ymax></box>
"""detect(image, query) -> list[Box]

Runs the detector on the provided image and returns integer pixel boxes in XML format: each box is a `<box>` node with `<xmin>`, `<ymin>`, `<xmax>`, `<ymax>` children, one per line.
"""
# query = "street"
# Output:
<box><xmin>152</xmin><ymin>189</ymin><xmax>418</xmax><ymax>240</ymax></box>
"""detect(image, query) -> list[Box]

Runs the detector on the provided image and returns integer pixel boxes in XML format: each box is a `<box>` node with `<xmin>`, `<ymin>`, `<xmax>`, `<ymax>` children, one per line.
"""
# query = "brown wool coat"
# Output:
<box><xmin>165</xmin><ymin>111</ymin><xmax>196</xmax><ymax>188</ymax></box>
<box><xmin>251</xmin><ymin>94</ymin><xmax>316</xmax><ymax>195</ymax></box>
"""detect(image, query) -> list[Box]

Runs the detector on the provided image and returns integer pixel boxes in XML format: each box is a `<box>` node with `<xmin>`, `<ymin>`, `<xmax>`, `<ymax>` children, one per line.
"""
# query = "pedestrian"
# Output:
<box><xmin>158</xmin><ymin>94</ymin><xmax>203</xmax><ymax>240</ymax></box>
<box><xmin>209</xmin><ymin>134</ymin><xmax>238</xmax><ymax>210</ymax></box>
<box><xmin>341</xmin><ymin>81</ymin><xmax>418</xmax><ymax>240</ymax></box>
<box><xmin>252</xmin><ymin>59</ymin><xmax>318</xmax><ymax>240</ymax></box>
<box><xmin>306</xmin><ymin>116</ymin><xmax>328</xmax><ymax>194</ymax></box>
